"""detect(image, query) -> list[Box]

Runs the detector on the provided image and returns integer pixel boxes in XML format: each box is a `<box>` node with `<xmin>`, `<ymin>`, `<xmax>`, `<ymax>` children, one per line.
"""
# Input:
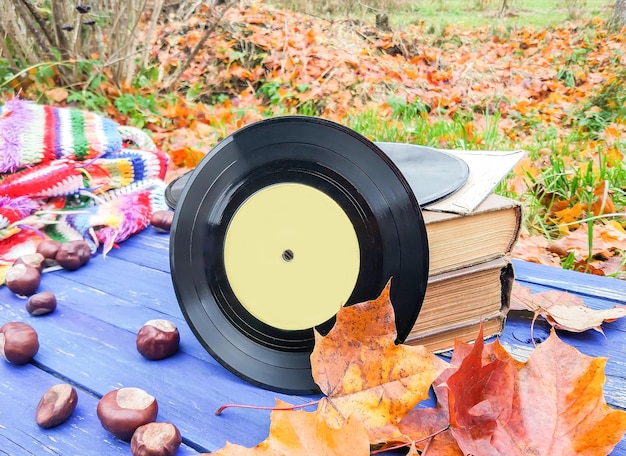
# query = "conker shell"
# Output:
<box><xmin>5</xmin><ymin>263</ymin><xmax>41</xmax><ymax>296</ymax></box>
<box><xmin>136</xmin><ymin>320</ymin><xmax>180</xmax><ymax>360</ymax></box>
<box><xmin>0</xmin><ymin>321</ymin><xmax>39</xmax><ymax>364</ymax></box>
<box><xmin>26</xmin><ymin>291</ymin><xmax>57</xmax><ymax>316</ymax></box>
<box><xmin>14</xmin><ymin>253</ymin><xmax>46</xmax><ymax>272</ymax></box>
<box><xmin>36</xmin><ymin>383</ymin><xmax>78</xmax><ymax>428</ymax></box>
<box><xmin>130</xmin><ymin>422</ymin><xmax>182</xmax><ymax>456</ymax></box>
<box><xmin>97</xmin><ymin>387</ymin><xmax>158</xmax><ymax>441</ymax></box>
<box><xmin>56</xmin><ymin>240</ymin><xmax>91</xmax><ymax>271</ymax></box>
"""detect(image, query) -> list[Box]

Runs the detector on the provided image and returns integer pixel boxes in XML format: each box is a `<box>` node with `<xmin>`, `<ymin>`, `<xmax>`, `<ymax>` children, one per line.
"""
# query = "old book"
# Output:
<box><xmin>405</xmin><ymin>311</ymin><xmax>508</xmax><ymax>353</ymax></box>
<box><xmin>405</xmin><ymin>256</ymin><xmax>514</xmax><ymax>352</ymax></box>
<box><xmin>423</xmin><ymin>193</ymin><xmax>522</xmax><ymax>276</ymax></box>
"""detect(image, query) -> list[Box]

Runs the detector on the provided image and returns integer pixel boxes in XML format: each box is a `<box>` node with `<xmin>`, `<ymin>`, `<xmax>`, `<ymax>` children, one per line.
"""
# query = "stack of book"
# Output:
<box><xmin>392</xmin><ymin>146</ymin><xmax>525</xmax><ymax>352</ymax></box>
<box><xmin>404</xmin><ymin>193</ymin><xmax>522</xmax><ymax>352</ymax></box>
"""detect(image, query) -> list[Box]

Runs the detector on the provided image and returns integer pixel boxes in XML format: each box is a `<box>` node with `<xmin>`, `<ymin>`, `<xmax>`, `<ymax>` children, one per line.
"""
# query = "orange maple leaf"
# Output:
<box><xmin>210</xmin><ymin>399</ymin><xmax>370</xmax><ymax>456</ymax></box>
<box><xmin>310</xmin><ymin>281</ymin><xmax>448</xmax><ymax>445</ymax></box>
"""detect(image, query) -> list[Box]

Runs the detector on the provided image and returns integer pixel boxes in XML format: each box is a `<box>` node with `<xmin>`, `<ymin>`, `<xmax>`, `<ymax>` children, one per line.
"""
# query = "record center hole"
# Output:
<box><xmin>282</xmin><ymin>249</ymin><xmax>294</xmax><ymax>262</ymax></box>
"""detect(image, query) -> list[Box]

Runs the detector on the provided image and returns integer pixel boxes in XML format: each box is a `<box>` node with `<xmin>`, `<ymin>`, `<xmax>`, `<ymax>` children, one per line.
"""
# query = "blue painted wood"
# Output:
<box><xmin>0</xmin><ymin>296</ymin><xmax>317</xmax><ymax>452</ymax></box>
<box><xmin>0</xmin><ymin>360</ymin><xmax>197</xmax><ymax>454</ymax></box>
<box><xmin>1</xmin><ymin>228</ymin><xmax>624</xmax><ymax>454</ymax></box>
<box><xmin>512</xmin><ymin>258</ymin><xmax>626</xmax><ymax>303</ymax></box>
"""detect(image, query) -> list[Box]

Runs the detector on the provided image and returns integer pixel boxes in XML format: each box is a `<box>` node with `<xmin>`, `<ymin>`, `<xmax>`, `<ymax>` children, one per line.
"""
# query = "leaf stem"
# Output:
<box><xmin>215</xmin><ymin>399</ymin><xmax>320</xmax><ymax>416</ymax></box>
<box><xmin>370</xmin><ymin>425</ymin><xmax>450</xmax><ymax>455</ymax></box>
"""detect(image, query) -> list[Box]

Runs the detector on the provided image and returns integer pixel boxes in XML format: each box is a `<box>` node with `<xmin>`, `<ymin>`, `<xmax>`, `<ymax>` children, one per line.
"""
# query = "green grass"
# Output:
<box><xmin>344</xmin><ymin>108</ymin><xmax>507</xmax><ymax>151</ymax></box>
<box><xmin>341</xmin><ymin>102</ymin><xmax>626</xmax><ymax>264</ymax></box>
<box><xmin>268</xmin><ymin>0</ymin><xmax>615</xmax><ymax>28</ymax></box>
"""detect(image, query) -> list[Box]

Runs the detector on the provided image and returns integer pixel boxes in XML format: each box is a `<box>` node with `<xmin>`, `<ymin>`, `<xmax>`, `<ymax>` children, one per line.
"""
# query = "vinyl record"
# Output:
<box><xmin>169</xmin><ymin>116</ymin><xmax>429</xmax><ymax>394</ymax></box>
<box><xmin>164</xmin><ymin>143</ymin><xmax>469</xmax><ymax>209</ymax></box>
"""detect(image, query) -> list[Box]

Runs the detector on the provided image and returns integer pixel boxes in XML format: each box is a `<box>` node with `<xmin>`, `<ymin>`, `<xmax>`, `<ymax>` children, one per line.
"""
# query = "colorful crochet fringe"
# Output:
<box><xmin>0</xmin><ymin>99</ymin><xmax>169</xmax><ymax>285</ymax></box>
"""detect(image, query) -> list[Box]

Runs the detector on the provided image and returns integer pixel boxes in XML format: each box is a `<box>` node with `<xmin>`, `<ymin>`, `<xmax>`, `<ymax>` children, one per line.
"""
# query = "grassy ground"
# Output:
<box><xmin>269</xmin><ymin>0</ymin><xmax>615</xmax><ymax>27</ymax></box>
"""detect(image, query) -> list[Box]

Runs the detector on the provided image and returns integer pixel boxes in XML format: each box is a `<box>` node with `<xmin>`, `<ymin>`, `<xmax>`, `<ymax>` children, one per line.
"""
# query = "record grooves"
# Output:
<box><xmin>170</xmin><ymin>116</ymin><xmax>430</xmax><ymax>394</ymax></box>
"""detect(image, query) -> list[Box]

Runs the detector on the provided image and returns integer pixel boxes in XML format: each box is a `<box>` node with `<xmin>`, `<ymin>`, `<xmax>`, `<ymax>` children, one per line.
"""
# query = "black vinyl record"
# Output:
<box><xmin>169</xmin><ymin>116</ymin><xmax>429</xmax><ymax>394</ymax></box>
<box><xmin>165</xmin><ymin>142</ymin><xmax>469</xmax><ymax>209</ymax></box>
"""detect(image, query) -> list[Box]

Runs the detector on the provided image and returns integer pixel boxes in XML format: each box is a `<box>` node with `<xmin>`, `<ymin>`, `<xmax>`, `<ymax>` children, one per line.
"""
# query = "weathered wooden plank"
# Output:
<box><xmin>0</xmin><ymin>297</ymin><xmax>319</xmax><ymax>452</ymax></box>
<box><xmin>0</xmin><ymin>360</ymin><xmax>198</xmax><ymax>455</ymax></box>
<box><xmin>106</xmin><ymin>230</ymin><xmax>171</xmax><ymax>273</ymax></box>
<box><xmin>513</xmin><ymin>258</ymin><xmax>626</xmax><ymax>303</ymax></box>
<box><xmin>15</xmin><ymin>272</ymin><xmax>216</xmax><ymax>365</ymax></box>
<box><xmin>509</xmin><ymin>280</ymin><xmax>626</xmax><ymax>377</ymax></box>
<box><xmin>43</xmin><ymin>255</ymin><xmax>176</xmax><ymax>315</ymax></box>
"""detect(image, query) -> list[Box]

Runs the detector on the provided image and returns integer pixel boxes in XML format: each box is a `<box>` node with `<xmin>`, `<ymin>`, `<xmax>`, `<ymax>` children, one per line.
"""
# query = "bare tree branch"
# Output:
<box><xmin>17</xmin><ymin>0</ymin><xmax>56</xmax><ymax>48</ymax></box>
<box><xmin>12</xmin><ymin>0</ymin><xmax>55</xmax><ymax>61</ymax></box>
<box><xmin>140</xmin><ymin>0</ymin><xmax>166</xmax><ymax>69</ymax></box>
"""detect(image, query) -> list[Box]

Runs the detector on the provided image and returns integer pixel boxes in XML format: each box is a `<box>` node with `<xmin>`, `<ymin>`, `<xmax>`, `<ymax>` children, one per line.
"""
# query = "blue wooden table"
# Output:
<box><xmin>1</xmin><ymin>228</ymin><xmax>624</xmax><ymax>455</ymax></box>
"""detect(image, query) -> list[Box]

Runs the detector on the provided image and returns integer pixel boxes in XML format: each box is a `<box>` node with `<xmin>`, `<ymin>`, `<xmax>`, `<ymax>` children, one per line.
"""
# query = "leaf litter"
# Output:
<box><xmin>212</xmin><ymin>284</ymin><xmax>626</xmax><ymax>455</ymax></box>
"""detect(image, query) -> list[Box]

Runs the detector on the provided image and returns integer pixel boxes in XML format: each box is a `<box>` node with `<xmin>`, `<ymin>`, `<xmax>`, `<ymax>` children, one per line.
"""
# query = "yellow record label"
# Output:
<box><xmin>224</xmin><ymin>183</ymin><xmax>360</xmax><ymax>331</ymax></box>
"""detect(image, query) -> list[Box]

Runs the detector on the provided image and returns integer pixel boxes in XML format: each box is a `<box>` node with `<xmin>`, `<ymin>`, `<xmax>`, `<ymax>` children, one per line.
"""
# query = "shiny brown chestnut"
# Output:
<box><xmin>136</xmin><ymin>320</ymin><xmax>180</xmax><ymax>360</ymax></box>
<box><xmin>36</xmin><ymin>383</ymin><xmax>78</xmax><ymax>428</ymax></box>
<box><xmin>97</xmin><ymin>387</ymin><xmax>158</xmax><ymax>441</ymax></box>
<box><xmin>5</xmin><ymin>263</ymin><xmax>41</xmax><ymax>296</ymax></box>
<box><xmin>36</xmin><ymin>239</ymin><xmax>62</xmax><ymax>260</ymax></box>
<box><xmin>55</xmin><ymin>240</ymin><xmax>91</xmax><ymax>271</ymax></box>
<box><xmin>0</xmin><ymin>321</ymin><xmax>39</xmax><ymax>364</ymax></box>
<box><xmin>150</xmin><ymin>211</ymin><xmax>174</xmax><ymax>233</ymax></box>
<box><xmin>130</xmin><ymin>422</ymin><xmax>182</xmax><ymax>456</ymax></box>
<box><xmin>26</xmin><ymin>291</ymin><xmax>57</xmax><ymax>316</ymax></box>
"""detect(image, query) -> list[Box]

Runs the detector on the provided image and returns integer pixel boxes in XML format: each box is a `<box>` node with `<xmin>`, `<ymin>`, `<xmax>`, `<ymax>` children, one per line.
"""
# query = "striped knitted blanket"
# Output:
<box><xmin>0</xmin><ymin>98</ymin><xmax>169</xmax><ymax>285</ymax></box>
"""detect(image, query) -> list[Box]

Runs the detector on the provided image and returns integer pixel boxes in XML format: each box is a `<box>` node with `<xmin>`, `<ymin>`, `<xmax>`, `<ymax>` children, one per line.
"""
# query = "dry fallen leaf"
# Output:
<box><xmin>445</xmin><ymin>337</ymin><xmax>517</xmax><ymax>454</ymax></box>
<box><xmin>45</xmin><ymin>87</ymin><xmax>69</xmax><ymax>102</ymax></box>
<box><xmin>548</xmin><ymin>223</ymin><xmax>626</xmax><ymax>261</ymax></box>
<box><xmin>511</xmin><ymin>282</ymin><xmax>626</xmax><ymax>333</ymax></box>
<box><xmin>210</xmin><ymin>399</ymin><xmax>370</xmax><ymax>456</ymax></box>
<box><xmin>400</xmin><ymin>328</ymin><xmax>626</xmax><ymax>455</ymax></box>
<box><xmin>510</xmin><ymin>234</ymin><xmax>563</xmax><ymax>267</ymax></box>
<box><xmin>487</xmin><ymin>330</ymin><xmax>626</xmax><ymax>455</ymax></box>
<box><xmin>310</xmin><ymin>281</ymin><xmax>448</xmax><ymax>445</ymax></box>
<box><xmin>400</xmin><ymin>328</ymin><xmax>517</xmax><ymax>455</ymax></box>
<box><xmin>399</xmin><ymin>406</ymin><xmax>463</xmax><ymax>456</ymax></box>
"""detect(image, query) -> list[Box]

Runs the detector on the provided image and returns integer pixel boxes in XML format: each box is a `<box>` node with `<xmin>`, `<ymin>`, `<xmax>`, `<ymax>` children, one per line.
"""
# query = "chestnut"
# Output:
<box><xmin>150</xmin><ymin>211</ymin><xmax>174</xmax><ymax>233</ymax></box>
<box><xmin>14</xmin><ymin>253</ymin><xmax>46</xmax><ymax>272</ymax></box>
<box><xmin>36</xmin><ymin>239</ymin><xmax>61</xmax><ymax>266</ymax></box>
<box><xmin>5</xmin><ymin>263</ymin><xmax>41</xmax><ymax>296</ymax></box>
<box><xmin>36</xmin><ymin>239</ymin><xmax>61</xmax><ymax>259</ymax></box>
<box><xmin>36</xmin><ymin>383</ymin><xmax>78</xmax><ymax>428</ymax></box>
<box><xmin>136</xmin><ymin>320</ymin><xmax>180</xmax><ymax>360</ymax></box>
<box><xmin>55</xmin><ymin>240</ymin><xmax>91</xmax><ymax>271</ymax></box>
<box><xmin>97</xmin><ymin>387</ymin><xmax>158</xmax><ymax>441</ymax></box>
<box><xmin>0</xmin><ymin>321</ymin><xmax>39</xmax><ymax>364</ymax></box>
<box><xmin>26</xmin><ymin>291</ymin><xmax>57</xmax><ymax>316</ymax></box>
<box><xmin>130</xmin><ymin>422</ymin><xmax>182</xmax><ymax>456</ymax></box>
